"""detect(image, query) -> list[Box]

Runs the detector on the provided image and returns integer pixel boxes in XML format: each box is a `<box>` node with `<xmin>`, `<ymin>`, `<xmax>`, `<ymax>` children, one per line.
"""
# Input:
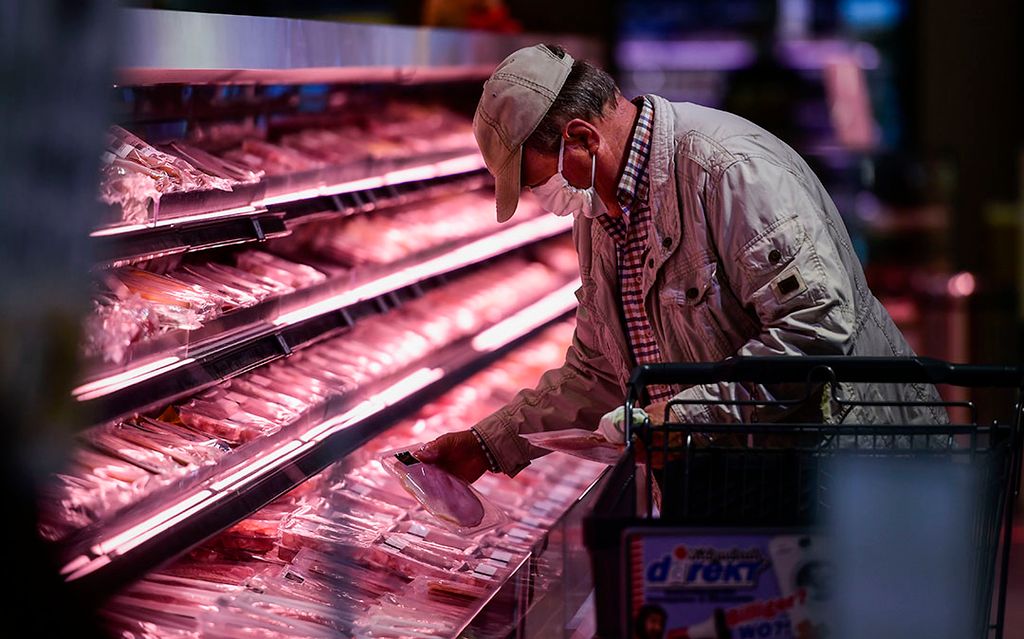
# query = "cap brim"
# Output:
<box><xmin>494</xmin><ymin>145</ymin><xmax>522</xmax><ymax>223</ymax></box>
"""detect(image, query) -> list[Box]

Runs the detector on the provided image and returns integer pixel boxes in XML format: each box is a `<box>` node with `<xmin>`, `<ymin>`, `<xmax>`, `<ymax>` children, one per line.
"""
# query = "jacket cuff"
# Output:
<box><xmin>474</xmin><ymin>416</ymin><xmax>533</xmax><ymax>477</ymax></box>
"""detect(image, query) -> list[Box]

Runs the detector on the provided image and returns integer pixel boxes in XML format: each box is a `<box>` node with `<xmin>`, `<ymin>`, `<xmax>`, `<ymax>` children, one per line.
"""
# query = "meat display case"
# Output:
<box><xmin>46</xmin><ymin>9</ymin><xmax>607</xmax><ymax>638</ymax></box>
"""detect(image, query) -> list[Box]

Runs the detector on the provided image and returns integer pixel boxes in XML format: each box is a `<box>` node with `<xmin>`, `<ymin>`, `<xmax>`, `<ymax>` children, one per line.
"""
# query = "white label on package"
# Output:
<box><xmin>474</xmin><ymin>563</ymin><xmax>499</xmax><ymax>577</ymax></box>
<box><xmin>383</xmin><ymin>535</ymin><xmax>408</xmax><ymax>551</ymax></box>
<box><xmin>520</xmin><ymin>516</ymin><xmax>545</xmax><ymax>529</ymax></box>
<box><xmin>489</xmin><ymin>550</ymin><xmax>514</xmax><ymax>564</ymax></box>
<box><xmin>408</xmin><ymin>523</ymin><xmax>430</xmax><ymax>538</ymax></box>
<box><xmin>507</xmin><ymin>527</ymin><xmax>532</xmax><ymax>541</ymax></box>
<box><xmin>114</xmin><ymin>142</ymin><xmax>133</xmax><ymax>158</ymax></box>
<box><xmin>531</xmin><ymin>500</ymin><xmax>558</xmax><ymax>514</ymax></box>
<box><xmin>551</xmin><ymin>485</ymin><xmax>576</xmax><ymax>501</ymax></box>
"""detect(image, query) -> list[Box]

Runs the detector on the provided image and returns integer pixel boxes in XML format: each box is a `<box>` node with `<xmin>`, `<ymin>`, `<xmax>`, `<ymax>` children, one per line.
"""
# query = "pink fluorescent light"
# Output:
<box><xmin>301</xmin><ymin>400</ymin><xmax>380</xmax><ymax>443</ymax></box>
<box><xmin>66</xmin><ymin>556</ymin><xmax>111</xmax><ymax>583</ymax></box>
<box><xmin>89</xmin><ymin>489</ymin><xmax>213</xmax><ymax>558</ymax></box>
<box><xmin>471</xmin><ymin>279</ymin><xmax>580</xmax><ymax>352</ymax></box>
<box><xmin>384</xmin><ymin>164</ymin><xmax>441</xmax><ymax>184</ymax></box>
<box><xmin>435</xmin><ymin>154</ymin><xmax>486</xmax><ymax>175</ymax></box>
<box><xmin>319</xmin><ymin>175</ymin><xmax>387</xmax><ymax>197</ymax></box>
<box><xmin>209</xmin><ymin>440</ymin><xmax>304</xmax><ymax>492</ymax></box>
<box><xmin>60</xmin><ymin>555</ymin><xmax>90</xmax><ymax>576</ymax></box>
<box><xmin>374</xmin><ymin>367</ymin><xmax>445</xmax><ymax>408</ymax></box>
<box><xmin>73</xmin><ymin>356</ymin><xmax>189</xmax><ymax>401</ymax></box>
<box><xmin>110</xmin><ymin>491</ymin><xmax>229</xmax><ymax>558</ymax></box>
<box><xmin>254</xmin><ymin>187</ymin><xmax>325</xmax><ymax>207</ymax></box>
<box><xmin>272</xmin><ymin>214</ymin><xmax>570</xmax><ymax>328</ymax></box>
<box><xmin>89</xmin><ymin>206</ymin><xmax>259</xmax><ymax>237</ymax></box>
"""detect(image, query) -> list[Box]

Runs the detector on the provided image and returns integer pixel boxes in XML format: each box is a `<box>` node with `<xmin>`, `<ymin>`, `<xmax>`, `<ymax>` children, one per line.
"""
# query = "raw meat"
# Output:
<box><xmin>395</xmin><ymin>457</ymin><xmax>484</xmax><ymax>529</ymax></box>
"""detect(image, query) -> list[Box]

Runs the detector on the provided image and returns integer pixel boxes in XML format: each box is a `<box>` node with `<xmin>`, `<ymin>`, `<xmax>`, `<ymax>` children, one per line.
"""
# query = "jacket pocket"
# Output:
<box><xmin>662</xmin><ymin>260</ymin><xmax>733</xmax><ymax>361</ymax></box>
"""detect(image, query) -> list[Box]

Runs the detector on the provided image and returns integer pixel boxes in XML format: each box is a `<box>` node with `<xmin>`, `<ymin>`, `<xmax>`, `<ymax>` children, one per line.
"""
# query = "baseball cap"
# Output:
<box><xmin>473</xmin><ymin>45</ymin><xmax>575</xmax><ymax>223</ymax></box>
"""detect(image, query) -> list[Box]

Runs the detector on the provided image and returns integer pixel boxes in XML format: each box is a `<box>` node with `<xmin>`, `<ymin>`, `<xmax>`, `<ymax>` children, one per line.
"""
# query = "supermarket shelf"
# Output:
<box><xmin>76</xmin><ymin>213</ymin><xmax>574</xmax><ymax>426</ymax></box>
<box><xmin>92</xmin><ymin>208</ymin><xmax>288</xmax><ymax>269</ymax></box>
<box><xmin>93</xmin><ymin>149</ymin><xmax>488</xmax><ymax>264</ymax></box>
<box><xmin>59</xmin><ymin>279</ymin><xmax>581</xmax><ymax>601</ymax></box>
<box><xmin>116</xmin><ymin>8</ymin><xmax>603</xmax><ymax>86</ymax></box>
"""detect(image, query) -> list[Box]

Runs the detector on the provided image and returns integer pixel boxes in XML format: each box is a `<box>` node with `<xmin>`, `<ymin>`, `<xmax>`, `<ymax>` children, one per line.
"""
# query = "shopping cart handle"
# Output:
<box><xmin>627</xmin><ymin>357</ymin><xmax>1024</xmax><ymax>390</ymax></box>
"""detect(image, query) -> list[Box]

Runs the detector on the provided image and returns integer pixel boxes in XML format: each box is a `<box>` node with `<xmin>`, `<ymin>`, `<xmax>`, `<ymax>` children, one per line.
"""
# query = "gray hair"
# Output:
<box><xmin>524</xmin><ymin>44</ymin><xmax>619</xmax><ymax>155</ymax></box>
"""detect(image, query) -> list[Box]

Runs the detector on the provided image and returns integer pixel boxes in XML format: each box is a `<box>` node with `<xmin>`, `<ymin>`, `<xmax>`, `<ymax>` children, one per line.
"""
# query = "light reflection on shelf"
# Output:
<box><xmin>472</xmin><ymin>278</ymin><xmax>580</xmax><ymax>352</ymax></box>
<box><xmin>73</xmin><ymin>356</ymin><xmax>192</xmax><ymax>402</ymax></box>
<box><xmin>272</xmin><ymin>212</ymin><xmax>569</xmax><ymax>327</ymax></box>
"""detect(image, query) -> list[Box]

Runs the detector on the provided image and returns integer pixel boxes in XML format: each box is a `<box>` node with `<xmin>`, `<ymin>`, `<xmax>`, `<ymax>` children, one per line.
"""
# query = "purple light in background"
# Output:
<box><xmin>617</xmin><ymin>39</ymin><xmax>757</xmax><ymax>71</ymax></box>
<box><xmin>776</xmin><ymin>39</ymin><xmax>881</xmax><ymax>70</ymax></box>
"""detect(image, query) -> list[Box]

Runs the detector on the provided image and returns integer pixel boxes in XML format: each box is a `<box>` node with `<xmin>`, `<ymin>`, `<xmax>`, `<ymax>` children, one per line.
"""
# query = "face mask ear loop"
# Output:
<box><xmin>557</xmin><ymin>137</ymin><xmax>566</xmax><ymax>174</ymax></box>
<box><xmin>590</xmin><ymin>151</ymin><xmax>596</xmax><ymax>189</ymax></box>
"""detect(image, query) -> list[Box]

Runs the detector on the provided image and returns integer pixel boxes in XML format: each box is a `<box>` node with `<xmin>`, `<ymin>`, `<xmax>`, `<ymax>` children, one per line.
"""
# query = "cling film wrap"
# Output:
<box><xmin>379</xmin><ymin>447</ymin><xmax>508</xmax><ymax>536</ymax></box>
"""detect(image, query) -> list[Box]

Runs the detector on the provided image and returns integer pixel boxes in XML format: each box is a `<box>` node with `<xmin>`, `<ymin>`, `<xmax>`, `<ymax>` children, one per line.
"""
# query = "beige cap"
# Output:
<box><xmin>473</xmin><ymin>45</ymin><xmax>575</xmax><ymax>223</ymax></box>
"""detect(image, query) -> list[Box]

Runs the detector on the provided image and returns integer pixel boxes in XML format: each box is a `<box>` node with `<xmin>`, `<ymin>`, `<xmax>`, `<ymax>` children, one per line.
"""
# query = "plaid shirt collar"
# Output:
<box><xmin>614</xmin><ymin>96</ymin><xmax>655</xmax><ymax>224</ymax></box>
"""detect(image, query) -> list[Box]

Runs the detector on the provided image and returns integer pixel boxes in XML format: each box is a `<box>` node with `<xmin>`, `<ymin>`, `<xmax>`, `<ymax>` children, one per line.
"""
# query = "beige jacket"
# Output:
<box><xmin>475</xmin><ymin>95</ymin><xmax>947</xmax><ymax>476</ymax></box>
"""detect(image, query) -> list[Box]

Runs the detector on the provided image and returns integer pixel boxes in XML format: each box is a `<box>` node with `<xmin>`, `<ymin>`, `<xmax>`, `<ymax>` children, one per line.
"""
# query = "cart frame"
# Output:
<box><xmin>613</xmin><ymin>356</ymin><xmax>1024</xmax><ymax>639</ymax></box>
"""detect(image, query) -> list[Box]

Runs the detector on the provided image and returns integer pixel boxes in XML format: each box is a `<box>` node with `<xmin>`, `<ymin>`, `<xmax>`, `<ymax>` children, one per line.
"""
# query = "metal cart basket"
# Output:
<box><xmin>583</xmin><ymin>356</ymin><xmax>1023</xmax><ymax>639</ymax></box>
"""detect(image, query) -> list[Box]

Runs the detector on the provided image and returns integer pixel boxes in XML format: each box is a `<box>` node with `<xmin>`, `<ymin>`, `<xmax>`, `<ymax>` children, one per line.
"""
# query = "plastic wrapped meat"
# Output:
<box><xmin>522</xmin><ymin>428</ymin><xmax>626</xmax><ymax>465</ymax></box>
<box><xmin>235</xmin><ymin>251</ymin><xmax>327</xmax><ymax>289</ymax></box>
<box><xmin>382</xmin><ymin>451</ymin><xmax>507</xmax><ymax>535</ymax></box>
<box><xmin>163</xmin><ymin>140</ymin><xmax>263</xmax><ymax>184</ymax></box>
<box><xmin>176</xmin><ymin>266</ymin><xmax>264</xmax><ymax>308</ymax></box>
<box><xmin>237</xmin><ymin>139</ymin><xmax>322</xmax><ymax>174</ymax></box>
<box><xmin>84</xmin><ymin>422</ymin><xmax>183</xmax><ymax>475</ymax></box>
<box><xmin>176</xmin><ymin>398</ymin><xmax>281</xmax><ymax>445</ymax></box>
<box><xmin>130</xmin><ymin>417</ymin><xmax>230</xmax><ymax>465</ymax></box>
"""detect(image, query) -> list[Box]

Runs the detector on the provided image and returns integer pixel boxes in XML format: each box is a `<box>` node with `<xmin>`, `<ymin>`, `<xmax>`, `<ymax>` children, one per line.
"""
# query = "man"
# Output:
<box><xmin>417</xmin><ymin>44</ymin><xmax>946</xmax><ymax>482</ymax></box>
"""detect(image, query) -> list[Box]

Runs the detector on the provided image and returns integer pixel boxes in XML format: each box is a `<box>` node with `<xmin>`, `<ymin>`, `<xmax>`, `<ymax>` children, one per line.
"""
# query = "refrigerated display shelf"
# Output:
<box><xmin>93</xmin><ymin>149</ymin><xmax>488</xmax><ymax>265</ymax></box>
<box><xmin>92</xmin><ymin>208</ymin><xmax>287</xmax><ymax>269</ymax></box>
<box><xmin>59</xmin><ymin>279</ymin><xmax>581</xmax><ymax>602</ymax></box>
<box><xmin>77</xmin><ymin>213</ymin><xmax>573</xmax><ymax>425</ymax></box>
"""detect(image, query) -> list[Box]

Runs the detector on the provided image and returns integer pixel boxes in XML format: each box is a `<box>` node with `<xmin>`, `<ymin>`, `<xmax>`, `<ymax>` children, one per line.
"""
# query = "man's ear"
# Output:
<box><xmin>563</xmin><ymin>118</ymin><xmax>601</xmax><ymax>155</ymax></box>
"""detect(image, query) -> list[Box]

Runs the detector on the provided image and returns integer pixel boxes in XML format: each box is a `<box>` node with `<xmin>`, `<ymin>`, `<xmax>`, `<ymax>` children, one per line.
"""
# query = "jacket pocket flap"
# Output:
<box><xmin>737</xmin><ymin>215</ymin><xmax>805</xmax><ymax>276</ymax></box>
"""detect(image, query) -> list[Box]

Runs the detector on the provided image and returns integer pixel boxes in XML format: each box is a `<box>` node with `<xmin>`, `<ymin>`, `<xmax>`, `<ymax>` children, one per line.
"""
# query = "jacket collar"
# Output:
<box><xmin>643</xmin><ymin>94</ymin><xmax>682</xmax><ymax>251</ymax></box>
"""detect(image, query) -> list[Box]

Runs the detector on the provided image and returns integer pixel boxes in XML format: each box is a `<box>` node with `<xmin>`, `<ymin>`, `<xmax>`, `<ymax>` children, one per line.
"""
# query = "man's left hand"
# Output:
<box><xmin>644</xmin><ymin>400</ymin><xmax>675</xmax><ymax>425</ymax></box>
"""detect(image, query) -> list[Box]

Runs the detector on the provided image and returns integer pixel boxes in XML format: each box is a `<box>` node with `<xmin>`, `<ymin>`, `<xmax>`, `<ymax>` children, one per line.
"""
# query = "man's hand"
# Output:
<box><xmin>634</xmin><ymin>401</ymin><xmax>686</xmax><ymax>468</ymax></box>
<box><xmin>644</xmin><ymin>400</ymin><xmax>674</xmax><ymax>425</ymax></box>
<box><xmin>415</xmin><ymin>430</ymin><xmax>491</xmax><ymax>484</ymax></box>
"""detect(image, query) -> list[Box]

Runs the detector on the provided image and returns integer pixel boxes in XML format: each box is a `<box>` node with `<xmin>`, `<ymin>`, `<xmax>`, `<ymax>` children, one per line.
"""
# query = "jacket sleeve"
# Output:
<box><xmin>473</xmin><ymin>284</ymin><xmax>626</xmax><ymax>476</ymax></box>
<box><xmin>666</xmin><ymin>155</ymin><xmax>856</xmax><ymax>424</ymax></box>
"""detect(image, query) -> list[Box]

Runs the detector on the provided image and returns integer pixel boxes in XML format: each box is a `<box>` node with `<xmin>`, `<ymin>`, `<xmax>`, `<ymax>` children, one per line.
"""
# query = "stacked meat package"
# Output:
<box><xmin>46</xmin><ymin>249</ymin><xmax>576</xmax><ymax>543</ymax></box>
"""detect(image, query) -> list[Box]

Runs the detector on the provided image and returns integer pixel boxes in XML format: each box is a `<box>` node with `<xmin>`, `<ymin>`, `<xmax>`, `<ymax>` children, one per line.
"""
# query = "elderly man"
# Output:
<box><xmin>417</xmin><ymin>44</ymin><xmax>946</xmax><ymax>482</ymax></box>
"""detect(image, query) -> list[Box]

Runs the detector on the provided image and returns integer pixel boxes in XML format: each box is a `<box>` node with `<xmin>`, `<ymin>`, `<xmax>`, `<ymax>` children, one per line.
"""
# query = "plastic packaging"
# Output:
<box><xmin>380</xmin><ymin>449</ymin><xmax>507</xmax><ymax>535</ymax></box>
<box><xmin>522</xmin><ymin>428</ymin><xmax>626</xmax><ymax>465</ymax></box>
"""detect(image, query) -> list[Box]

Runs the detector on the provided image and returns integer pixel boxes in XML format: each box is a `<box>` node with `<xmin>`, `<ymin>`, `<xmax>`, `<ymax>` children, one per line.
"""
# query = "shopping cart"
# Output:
<box><xmin>583</xmin><ymin>356</ymin><xmax>1023</xmax><ymax>639</ymax></box>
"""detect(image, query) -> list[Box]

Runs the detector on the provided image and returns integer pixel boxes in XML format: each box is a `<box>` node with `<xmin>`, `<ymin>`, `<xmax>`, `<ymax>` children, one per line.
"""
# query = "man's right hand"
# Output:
<box><xmin>415</xmin><ymin>430</ymin><xmax>491</xmax><ymax>484</ymax></box>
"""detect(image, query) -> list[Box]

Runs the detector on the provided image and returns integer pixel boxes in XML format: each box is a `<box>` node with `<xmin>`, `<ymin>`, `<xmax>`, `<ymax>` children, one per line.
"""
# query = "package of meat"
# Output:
<box><xmin>132</xmin><ymin>417</ymin><xmax>231</xmax><ymax>463</ymax></box>
<box><xmin>100</xmin><ymin>604</ymin><xmax>200</xmax><ymax>639</ymax></box>
<box><xmin>226</xmin><ymin>379</ymin><xmax>310</xmax><ymax>415</ymax></box>
<box><xmin>198</xmin><ymin>593</ymin><xmax>342</xmax><ymax>639</ymax></box>
<box><xmin>291</xmin><ymin>547</ymin><xmax>409</xmax><ymax>598</ymax></box>
<box><xmin>380</xmin><ymin>449</ymin><xmax>506</xmax><ymax>536</ymax></box>
<box><xmin>386</xmin><ymin>520</ymin><xmax>479</xmax><ymax>554</ymax></box>
<box><xmin>235</xmin><ymin>251</ymin><xmax>327</xmax><ymax>289</ymax></box>
<box><xmin>521</xmin><ymin>428</ymin><xmax>625</xmax><ymax>465</ymax></box>
<box><xmin>83</xmin><ymin>422</ymin><xmax>183</xmax><ymax>476</ymax></box>
<box><xmin>176</xmin><ymin>398</ymin><xmax>282</xmax><ymax>445</ymax></box>
<box><xmin>407</xmin><ymin>576</ymin><xmax>488</xmax><ymax>609</ymax></box>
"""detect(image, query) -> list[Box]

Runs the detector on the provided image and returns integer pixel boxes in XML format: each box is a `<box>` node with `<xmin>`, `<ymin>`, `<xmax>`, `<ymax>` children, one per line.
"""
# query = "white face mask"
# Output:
<box><xmin>530</xmin><ymin>137</ymin><xmax>602</xmax><ymax>219</ymax></box>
